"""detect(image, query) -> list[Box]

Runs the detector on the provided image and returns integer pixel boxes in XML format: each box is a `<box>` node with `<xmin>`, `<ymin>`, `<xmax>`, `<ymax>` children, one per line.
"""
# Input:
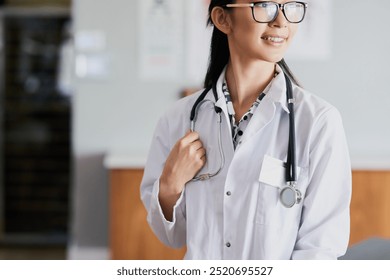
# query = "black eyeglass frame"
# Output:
<box><xmin>224</xmin><ymin>1</ymin><xmax>308</xmax><ymax>24</ymax></box>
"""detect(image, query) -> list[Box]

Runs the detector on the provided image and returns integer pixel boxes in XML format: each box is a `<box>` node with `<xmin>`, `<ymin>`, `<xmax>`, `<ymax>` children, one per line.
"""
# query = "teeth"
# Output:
<box><xmin>264</xmin><ymin>36</ymin><xmax>284</xmax><ymax>43</ymax></box>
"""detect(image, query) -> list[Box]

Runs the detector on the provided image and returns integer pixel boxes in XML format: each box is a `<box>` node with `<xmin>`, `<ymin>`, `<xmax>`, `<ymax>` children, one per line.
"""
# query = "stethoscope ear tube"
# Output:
<box><xmin>190</xmin><ymin>87</ymin><xmax>212</xmax><ymax>132</ymax></box>
<box><xmin>190</xmin><ymin>86</ymin><xmax>212</xmax><ymax>124</ymax></box>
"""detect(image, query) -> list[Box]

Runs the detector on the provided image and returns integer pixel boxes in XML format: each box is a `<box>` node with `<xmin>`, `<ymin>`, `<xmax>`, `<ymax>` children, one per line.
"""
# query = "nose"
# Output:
<box><xmin>269</xmin><ymin>8</ymin><xmax>288</xmax><ymax>28</ymax></box>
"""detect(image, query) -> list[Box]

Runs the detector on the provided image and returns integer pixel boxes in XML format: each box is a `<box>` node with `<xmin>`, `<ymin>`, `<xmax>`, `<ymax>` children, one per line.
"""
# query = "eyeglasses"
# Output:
<box><xmin>224</xmin><ymin>1</ymin><xmax>308</xmax><ymax>24</ymax></box>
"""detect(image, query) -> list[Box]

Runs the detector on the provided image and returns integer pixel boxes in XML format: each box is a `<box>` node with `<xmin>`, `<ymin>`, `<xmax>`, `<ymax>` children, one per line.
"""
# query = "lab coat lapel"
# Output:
<box><xmin>240</xmin><ymin>98</ymin><xmax>276</xmax><ymax>143</ymax></box>
<box><xmin>239</xmin><ymin>70</ymin><xmax>289</xmax><ymax>144</ymax></box>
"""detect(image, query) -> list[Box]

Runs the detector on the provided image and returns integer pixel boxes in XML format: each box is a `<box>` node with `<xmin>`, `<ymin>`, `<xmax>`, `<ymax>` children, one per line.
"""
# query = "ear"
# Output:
<box><xmin>210</xmin><ymin>6</ymin><xmax>232</xmax><ymax>35</ymax></box>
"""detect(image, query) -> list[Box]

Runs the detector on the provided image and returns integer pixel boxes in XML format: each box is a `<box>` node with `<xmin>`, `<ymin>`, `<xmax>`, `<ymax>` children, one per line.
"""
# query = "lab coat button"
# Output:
<box><xmin>226</xmin><ymin>191</ymin><xmax>231</xmax><ymax>196</ymax></box>
<box><xmin>226</xmin><ymin>242</ymin><xmax>231</xmax><ymax>248</ymax></box>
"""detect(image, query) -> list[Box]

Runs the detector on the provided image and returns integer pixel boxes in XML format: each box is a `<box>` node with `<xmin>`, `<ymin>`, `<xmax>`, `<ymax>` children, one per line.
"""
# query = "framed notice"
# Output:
<box><xmin>137</xmin><ymin>0</ymin><xmax>184</xmax><ymax>81</ymax></box>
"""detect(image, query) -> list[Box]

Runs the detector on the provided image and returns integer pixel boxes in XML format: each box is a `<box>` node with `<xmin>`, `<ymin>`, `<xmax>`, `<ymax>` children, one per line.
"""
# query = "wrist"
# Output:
<box><xmin>159</xmin><ymin>173</ymin><xmax>184</xmax><ymax>196</ymax></box>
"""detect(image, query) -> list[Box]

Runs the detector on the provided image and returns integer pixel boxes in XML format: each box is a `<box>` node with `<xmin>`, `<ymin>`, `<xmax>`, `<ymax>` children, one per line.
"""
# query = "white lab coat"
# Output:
<box><xmin>140</xmin><ymin>66</ymin><xmax>352</xmax><ymax>260</ymax></box>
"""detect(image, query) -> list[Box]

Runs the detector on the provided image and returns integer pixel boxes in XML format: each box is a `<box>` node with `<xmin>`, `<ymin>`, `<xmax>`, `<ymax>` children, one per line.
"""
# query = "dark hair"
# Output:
<box><xmin>204</xmin><ymin>0</ymin><xmax>302</xmax><ymax>89</ymax></box>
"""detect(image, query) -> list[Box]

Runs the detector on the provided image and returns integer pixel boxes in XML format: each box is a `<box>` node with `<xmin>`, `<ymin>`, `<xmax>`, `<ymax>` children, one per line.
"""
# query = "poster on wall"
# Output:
<box><xmin>138</xmin><ymin>0</ymin><xmax>184</xmax><ymax>81</ymax></box>
<box><xmin>286</xmin><ymin>0</ymin><xmax>333</xmax><ymax>60</ymax></box>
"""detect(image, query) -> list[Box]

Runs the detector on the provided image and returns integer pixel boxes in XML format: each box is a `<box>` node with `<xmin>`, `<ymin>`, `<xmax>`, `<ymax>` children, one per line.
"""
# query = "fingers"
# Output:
<box><xmin>179</xmin><ymin>131</ymin><xmax>207</xmax><ymax>164</ymax></box>
<box><xmin>162</xmin><ymin>131</ymin><xmax>207</xmax><ymax>186</ymax></box>
<box><xmin>181</xmin><ymin>132</ymin><xmax>206</xmax><ymax>164</ymax></box>
<box><xmin>179</xmin><ymin>131</ymin><xmax>204</xmax><ymax>153</ymax></box>
<box><xmin>191</xmin><ymin>139</ymin><xmax>203</xmax><ymax>151</ymax></box>
<box><xmin>182</xmin><ymin>131</ymin><xmax>201</xmax><ymax>144</ymax></box>
<box><xmin>198</xmin><ymin>147</ymin><xmax>207</xmax><ymax>161</ymax></box>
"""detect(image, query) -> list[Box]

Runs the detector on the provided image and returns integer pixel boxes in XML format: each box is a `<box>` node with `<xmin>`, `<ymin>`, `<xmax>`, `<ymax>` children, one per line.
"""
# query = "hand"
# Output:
<box><xmin>160</xmin><ymin>131</ymin><xmax>206</xmax><ymax>195</ymax></box>
<box><xmin>158</xmin><ymin>131</ymin><xmax>206</xmax><ymax>221</ymax></box>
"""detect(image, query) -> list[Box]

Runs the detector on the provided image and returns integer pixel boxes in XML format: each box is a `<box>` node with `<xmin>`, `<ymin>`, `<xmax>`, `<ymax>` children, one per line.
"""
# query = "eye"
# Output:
<box><xmin>257</xmin><ymin>2</ymin><xmax>271</xmax><ymax>8</ymax></box>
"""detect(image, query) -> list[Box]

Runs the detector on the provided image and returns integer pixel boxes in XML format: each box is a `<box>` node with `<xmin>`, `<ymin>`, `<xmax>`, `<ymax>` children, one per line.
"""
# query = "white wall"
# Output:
<box><xmin>288</xmin><ymin>0</ymin><xmax>390</xmax><ymax>160</ymax></box>
<box><xmin>70</xmin><ymin>0</ymin><xmax>390</xmax><ymax>257</ymax></box>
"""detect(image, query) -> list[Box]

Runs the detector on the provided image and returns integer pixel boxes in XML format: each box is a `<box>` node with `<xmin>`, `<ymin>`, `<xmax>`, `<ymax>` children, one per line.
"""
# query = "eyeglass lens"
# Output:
<box><xmin>253</xmin><ymin>2</ymin><xmax>306</xmax><ymax>23</ymax></box>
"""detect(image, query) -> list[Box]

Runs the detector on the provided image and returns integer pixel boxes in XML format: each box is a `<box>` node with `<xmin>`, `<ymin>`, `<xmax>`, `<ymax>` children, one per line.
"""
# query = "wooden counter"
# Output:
<box><xmin>109</xmin><ymin>168</ymin><xmax>390</xmax><ymax>259</ymax></box>
<box><xmin>109</xmin><ymin>169</ymin><xmax>185</xmax><ymax>260</ymax></box>
<box><xmin>349</xmin><ymin>171</ymin><xmax>390</xmax><ymax>245</ymax></box>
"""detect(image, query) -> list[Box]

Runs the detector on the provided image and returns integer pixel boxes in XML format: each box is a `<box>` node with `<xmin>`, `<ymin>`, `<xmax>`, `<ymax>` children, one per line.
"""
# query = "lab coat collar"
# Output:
<box><xmin>214</xmin><ymin>65</ymin><xmax>228</xmax><ymax>110</ymax></box>
<box><xmin>214</xmin><ymin>66</ymin><xmax>232</xmax><ymax>130</ymax></box>
<box><xmin>266</xmin><ymin>64</ymin><xmax>290</xmax><ymax>114</ymax></box>
<box><xmin>211</xmin><ymin>64</ymin><xmax>292</xmax><ymax>142</ymax></box>
<box><xmin>212</xmin><ymin>64</ymin><xmax>291</xmax><ymax>146</ymax></box>
<box><xmin>214</xmin><ymin>64</ymin><xmax>290</xmax><ymax>114</ymax></box>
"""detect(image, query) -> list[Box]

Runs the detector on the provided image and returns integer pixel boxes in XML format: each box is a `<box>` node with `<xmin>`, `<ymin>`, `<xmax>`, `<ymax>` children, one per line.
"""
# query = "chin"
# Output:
<box><xmin>258</xmin><ymin>55</ymin><xmax>284</xmax><ymax>64</ymax></box>
<box><xmin>267</xmin><ymin>52</ymin><xmax>286</xmax><ymax>63</ymax></box>
<box><xmin>254</xmin><ymin>51</ymin><xmax>285</xmax><ymax>64</ymax></box>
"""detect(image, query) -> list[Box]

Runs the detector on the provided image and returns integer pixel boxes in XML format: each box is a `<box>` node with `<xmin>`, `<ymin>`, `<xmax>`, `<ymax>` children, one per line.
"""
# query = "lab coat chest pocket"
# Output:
<box><xmin>255</xmin><ymin>155</ymin><xmax>308</xmax><ymax>226</ymax></box>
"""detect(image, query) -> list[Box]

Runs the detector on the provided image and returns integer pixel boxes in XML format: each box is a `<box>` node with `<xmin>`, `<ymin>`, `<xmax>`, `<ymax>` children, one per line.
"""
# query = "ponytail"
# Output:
<box><xmin>204</xmin><ymin>0</ymin><xmax>234</xmax><ymax>89</ymax></box>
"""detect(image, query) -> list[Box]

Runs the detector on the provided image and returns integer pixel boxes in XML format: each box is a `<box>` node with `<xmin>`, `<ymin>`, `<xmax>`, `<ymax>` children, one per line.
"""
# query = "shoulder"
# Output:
<box><xmin>162</xmin><ymin>88</ymin><xmax>207</xmax><ymax>120</ymax></box>
<box><xmin>293</xmin><ymin>85</ymin><xmax>343</xmax><ymax>124</ymax></box>
<box><xmin>293</xmin><ymin>86</ymin><xmax>346</xmax><ymax>148</ymax></box>
<box><xmin>155</xmin><ymin>88</ymin><xmax>210</xmax><ymax>137</ymax></box>
<box><xmin>293</xmin><ymin>86</ymin><xmax>347</xmax><ymax>154</ymax></box>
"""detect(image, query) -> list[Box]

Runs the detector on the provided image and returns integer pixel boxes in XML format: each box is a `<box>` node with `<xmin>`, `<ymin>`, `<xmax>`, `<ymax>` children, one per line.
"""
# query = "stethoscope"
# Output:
<box><xmin>189</xmin><ymin>72</ymin><xmax>302</xmax><ymax>208</ymax></box>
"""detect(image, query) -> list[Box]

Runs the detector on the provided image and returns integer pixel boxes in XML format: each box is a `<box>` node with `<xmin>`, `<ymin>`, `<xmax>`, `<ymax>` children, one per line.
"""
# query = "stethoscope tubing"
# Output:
<box><xmin>190</xmin><ymin>99</ymin><xmax>225</xmax><ymax>181</ymax></box>
<box><xmin>285</xmin><ymin>74</ymin><xmax>297</xmax><ymax>185</ymax></box>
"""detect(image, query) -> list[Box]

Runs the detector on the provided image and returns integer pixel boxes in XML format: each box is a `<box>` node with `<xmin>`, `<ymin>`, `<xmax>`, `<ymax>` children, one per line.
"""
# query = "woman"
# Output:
<box><xmin>141</xmin><ymin>0</ymin><xmax>351</xmax><ymax>259</ymax></box>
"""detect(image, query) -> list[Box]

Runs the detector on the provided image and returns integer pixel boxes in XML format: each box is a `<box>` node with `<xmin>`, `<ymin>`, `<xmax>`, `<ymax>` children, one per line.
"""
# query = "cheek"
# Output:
<box><xmin>235</xmin><ymin>20</ymin><xmax>258</xmax><ymax>35</ymax></box>
<box><xmin>232</xmin><ymin>23</ymin><xmax>262</xmax><ymax>45</ymax></box>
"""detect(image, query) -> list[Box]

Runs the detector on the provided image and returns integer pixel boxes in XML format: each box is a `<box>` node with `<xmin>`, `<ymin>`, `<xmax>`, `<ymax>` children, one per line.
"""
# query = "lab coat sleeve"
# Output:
<box><xmin>140</xmin><ymin>115</ymin><xmax>187</xmax><ymax>249</ymax></box>
<box><xmin>291</xmin><ymin>107</ymin><xmax>352</xmax><ymax>260</ymax></box>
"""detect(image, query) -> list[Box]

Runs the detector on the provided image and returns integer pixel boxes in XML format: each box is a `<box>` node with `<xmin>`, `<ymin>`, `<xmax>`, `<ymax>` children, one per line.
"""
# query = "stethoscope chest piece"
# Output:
<box><xmin>280</xmin><ymin>184</ymin><xmax>302</xmax><ymax>208</ymax></box>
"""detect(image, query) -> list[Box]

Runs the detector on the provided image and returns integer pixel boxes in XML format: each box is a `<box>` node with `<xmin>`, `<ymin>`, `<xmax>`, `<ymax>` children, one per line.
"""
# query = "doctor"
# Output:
<box><xmin>141</xmin><ymin>0</ymin><xmax>351</xmax><ymax>259</ymax></box>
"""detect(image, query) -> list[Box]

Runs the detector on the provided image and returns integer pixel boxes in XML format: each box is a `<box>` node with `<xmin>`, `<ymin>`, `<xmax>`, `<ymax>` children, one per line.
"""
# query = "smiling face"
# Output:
<box><xmin>224</xmin><ymin>0</ymin><xmax>299</xmax><ymax>64</ymax></box>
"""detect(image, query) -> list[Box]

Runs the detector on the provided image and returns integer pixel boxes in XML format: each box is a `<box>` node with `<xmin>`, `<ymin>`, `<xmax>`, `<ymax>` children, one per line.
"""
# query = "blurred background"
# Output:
<box><xmin>0</xmin><ymin>0</ymin><xmax>390</xmax><ymax>260</ymax></box>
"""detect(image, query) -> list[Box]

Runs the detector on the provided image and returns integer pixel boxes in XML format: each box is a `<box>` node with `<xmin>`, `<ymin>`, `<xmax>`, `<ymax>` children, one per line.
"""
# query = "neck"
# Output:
<box><xmin>225</xmin><ymin>57</ymin><xmax>276</xmax><ymax>109</ymax></box>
